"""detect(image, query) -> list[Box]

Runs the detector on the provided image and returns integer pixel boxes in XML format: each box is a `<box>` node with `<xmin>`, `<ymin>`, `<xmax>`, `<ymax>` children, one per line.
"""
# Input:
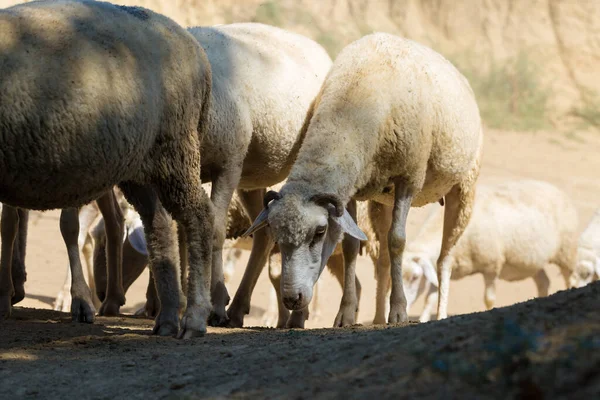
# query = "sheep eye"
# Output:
<box><xmin>315</xmin><ymin>226</ymin><xmax>326</xmax><ymax>237</ymax></box>
<box><xmin>310</xmin><ymin>226</ymin><xmax>326</xmax><ymax>246</ymax></box>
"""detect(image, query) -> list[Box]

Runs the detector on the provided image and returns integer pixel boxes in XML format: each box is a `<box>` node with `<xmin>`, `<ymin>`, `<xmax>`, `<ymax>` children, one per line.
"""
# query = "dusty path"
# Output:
<box><xmin>1</xmin><ymin>282</ymin><xmax>599</xmax><ymax>399</ymax></box>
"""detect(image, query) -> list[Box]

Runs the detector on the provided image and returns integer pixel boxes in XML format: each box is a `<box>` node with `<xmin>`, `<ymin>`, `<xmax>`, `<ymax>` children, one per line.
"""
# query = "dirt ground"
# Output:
<box><xmin>2</xmin><ymin>127</ymin><xmax>600</xmax><ymax>398</ymax></box>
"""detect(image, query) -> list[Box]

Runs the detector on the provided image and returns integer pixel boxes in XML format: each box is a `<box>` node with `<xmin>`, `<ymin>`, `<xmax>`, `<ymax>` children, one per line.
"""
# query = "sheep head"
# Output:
<box><xmin>401</xmin><ymin>252</ymin><xmax>439</xmax><ymax>310</ymax></box>
<box><xmin>570</xmin><ymin>248</ymin><xmax>600</xmax><ymax>288</ymax></box>
<box><xmin>242</xmin><ymin>189</ymin><xmax>367</xmax><ymax>311</ymax></box>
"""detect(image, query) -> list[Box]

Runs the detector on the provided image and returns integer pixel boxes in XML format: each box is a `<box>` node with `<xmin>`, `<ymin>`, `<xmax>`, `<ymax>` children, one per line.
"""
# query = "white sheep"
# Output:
<box><xmin>400</xmin><ymin>180</ymin><xmax>580</xmax><ymax>322</ymax></box>
<box><xmin>0</xmin><ymin>0</ymin><xmax>212</xmax><ymax>339</ymax></box>
<box><xmin>573</xmin><ymin>209</ymin><xmax>600</xmax><ymax>287</ymax></box>
<box><xmin>243</xmin><ymin>32</ymin><xmax>483</xmax><ymax>326</ymax></box>
<box><xmin>182</xmin><ymin>23</ymin><xmax>332</xmax><ymax>327</ymax></box>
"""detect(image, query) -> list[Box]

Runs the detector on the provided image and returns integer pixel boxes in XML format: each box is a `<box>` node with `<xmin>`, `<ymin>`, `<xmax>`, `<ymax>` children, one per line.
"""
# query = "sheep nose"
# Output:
<box><xmin>283</xmin><ymin>292</ymin><xmax>303</xmax><ymax>310</ymax></box>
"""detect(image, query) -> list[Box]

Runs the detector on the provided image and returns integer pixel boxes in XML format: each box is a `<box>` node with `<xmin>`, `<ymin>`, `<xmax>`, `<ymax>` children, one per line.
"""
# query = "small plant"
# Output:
<box><xmin>253</xmin><ymin>0</ymin><xmax>283</xmax><ymax>27</ymax></box>
<box><xmin>572</xmin><ymin>90</ymin><xmax>600</xmax><ymax>128</ymax></box>
<box><xmin>452</xmin><ymin>51</ymin><xmax>551</xmax><ymax>131</ymax></box>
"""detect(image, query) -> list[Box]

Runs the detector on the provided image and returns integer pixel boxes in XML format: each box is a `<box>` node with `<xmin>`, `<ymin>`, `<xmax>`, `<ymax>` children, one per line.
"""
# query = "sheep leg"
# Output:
<box><xmin>135</xmin><ymin>269</ymin><xmax>159</xmax><ymax>318</ymax></box>
<box><xmin>388</xmin><ymin>182</ymin><xmax>412</xmax><ymax>324</ymax></box>
<box><xmin>82</xmin><ymin>231</ymin><xmax>102</xmax><ymax>309</ymax></box>
<box><xmin>326</xmin><ymin>252</ymin><xmax>362</xmax><ymax>305</ymax></box>
<box><xmin>227</xmin><ymin>188</ymin><xmax>275</xmax><ymax>328</ymax></box>
<box><xmin>178</xmin><ymin>223</ymin><xmax>188</xmax><ymax>295</ymax></box>
<box><xmin>223</xmin><ymin>247</ymin><xmax>241</xmax><ymax>284</ymax></box>
<box><xmin>263</xmin><ymin>250</ymin><xmax>290</xmax><ymax>328</ymax></box>
<box><xmin>96</xmin><ymin>190</ymin><xmax>125</xmax><ymax>316</ymax></box>
<box><xmin>54</xmin><ymin>267</ymin><xmax>72</xmax><ymax>312</ymax></box>
<box><xmin>419</xmin><ymin>283</ymin><xmax>437</xmax><ymax>323</ymax></box>
<box><xmin>207</xmin><ymin>169</ymin><xmax>240</xmax><ymax>327</ymax></box>
<box><xmin>151</xmin><ymin>172</ymin><xmax>214</xmax><ymax>339</ymax></box>
<box><xmin>436</xmin><ymin>181</ymin><xmax>476</xmax><ymax>320</ymax></box>
<box><xmin>286</xmin><ymin>307</ymin><xmax>309</xmax><ymax>329</ymax></box>
<box><xmin>11</xmin><ymin>208</ymin><xmax>29</xmax><ymax>305</ymax></box>
<box><xmin>60</xmin><ymin>208</ymin><xmax>96</xmax><ymax>323</ymax></box>
<box><xmin>533</xmin><ymin>269</ymin><xmax>550</xmax><ymax>298</ymax></box>
<box><xmin>483</xmin><ymin>273</ymin><xmax>497</xmax><ymax>310</ymax></box>
<box><xmin>0</xmin><ymin>205</ymin><xmax>19</xmax><ymax>319</ymax></box>
<box><xmin>334</xmin><ymin>200</ymin><xmax>360</xmax><ymax>327</ymax></box>
<box><xmin>119</xmin><ymin>182</ymin><xmax>181</xmax><ymax>337</ymax></box>
<box><xmin>55</xmin><ymin>203</ymin><xmax>100</xmax><ymax>311</ymax></box>
<box><xmin>370</xmin><ymin>201</ymin><xmax>393</xmax><ymax>324</ymax></box>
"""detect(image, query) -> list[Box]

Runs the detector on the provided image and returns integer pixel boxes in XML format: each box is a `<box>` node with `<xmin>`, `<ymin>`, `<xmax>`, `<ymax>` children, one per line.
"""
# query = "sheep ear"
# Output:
<box><xmin>417</xmin><ymin>257</ymin><xmax>438</xmax><ymax>287</ymax></box>
<box><xmin>127</xmin><ymin>226</ymin><xmax>148</xmax><ymax>256</ymax></box>
<box><xmin>333</xmin><ymin>208</ymin><xmax>367</xmax><ymax>241</ymax></box>
<box><xmin>241</xmin><ymin>208</ymin><xmax>270</xmax><ymax>238</ymax></box>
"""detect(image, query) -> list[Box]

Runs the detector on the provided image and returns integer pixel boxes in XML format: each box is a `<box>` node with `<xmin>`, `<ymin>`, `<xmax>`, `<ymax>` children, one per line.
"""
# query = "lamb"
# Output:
<box><xmin>243</xmin><ymin>32</ymin><xmax>483</xmax><ymax>326</ymax></box>
<box><xmin>573</xmin><ymin>208</ymin><xmax>600</xmax><ymax>287</ymax></box>
<box><xmin>182</xmin><ymin>23</ymin><xmax>332</xmax><ymax>327</ymax></box>
<box><xmin>0</xmin><ymin>0</ymin><xmax>212</xmax><ymax>338</ymax></box>
<box><xmin>400</xmin><ymin>180</ymin><xmax>581</xmax><ymax>322</ymax></box>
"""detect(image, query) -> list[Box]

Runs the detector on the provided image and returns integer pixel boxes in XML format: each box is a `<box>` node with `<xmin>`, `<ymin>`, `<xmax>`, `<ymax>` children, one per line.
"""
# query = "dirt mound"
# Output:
<box><xmin>1</xmin><ymin>0</ymin><xmax>598</xmax><ymax>129</ymax></box>
<box><xmin>1</xmin><ymin>282</ymin><xmax>599</xmax><ymax>398</ymax></box>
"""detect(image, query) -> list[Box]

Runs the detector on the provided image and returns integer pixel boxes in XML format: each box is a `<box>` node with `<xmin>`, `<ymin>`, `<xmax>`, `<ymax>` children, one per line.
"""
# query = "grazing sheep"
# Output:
<box><xmin>243</xmin><ymin>33</ymin><xmax>483</xmax><ymax>326</ymax></box>
<box><xmin>182</xmin><ymin>23</ymin><xmax>332</xmax><ymax>327</ymax></box>
<box><xmin>573</xmin><ymin>209</ymin><xmax>600</xmax><ymax>288</ymax></box>
<box><xmin>0</xmin><ymin>0</ymin><xmax>212</xmax><ymax>338</ymax></box>
<box><xmin>401</xmin><ymin>180</ymin><xmax>580</xmax><ymax>322</ymax></box>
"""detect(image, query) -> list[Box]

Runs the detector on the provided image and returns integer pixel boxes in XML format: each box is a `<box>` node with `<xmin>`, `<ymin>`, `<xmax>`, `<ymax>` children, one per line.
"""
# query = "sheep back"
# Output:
<box><xmin>0</xmin><ymin>0</ymin><xmax>210</xmax><ymax>210</ymax></box>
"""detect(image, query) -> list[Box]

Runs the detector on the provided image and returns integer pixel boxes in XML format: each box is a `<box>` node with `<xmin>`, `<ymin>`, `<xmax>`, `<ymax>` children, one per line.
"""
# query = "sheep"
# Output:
<box><xmin>181</xmin><ymin>23</ymin><xmax>332</xmax><ymax>327</ymax></box>
<box><xmin>573</xmin><ymin>209</ymin><xmax>600</xmax><ymax>287</ymax></box>
<box><xmin>0</xmin><ymin>0</ymin><xmax>212</xmax><ymax>339</ymax></box>
<box><xmin>400</xmin><ymin>180</ymin><xmax>580</xmax><ymax>322</ymax></box>
<box><xmin>243</xmin><ymin>32</ymin><xmax>483</xmax><ymax>326</ymax></box>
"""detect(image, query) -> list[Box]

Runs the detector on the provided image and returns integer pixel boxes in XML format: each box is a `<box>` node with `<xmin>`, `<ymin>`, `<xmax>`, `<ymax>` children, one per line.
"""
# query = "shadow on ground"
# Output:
<box><xmin>1</xmin><ymin>282</ymin><xmax>599</xmax><ymax>399</ymax></box>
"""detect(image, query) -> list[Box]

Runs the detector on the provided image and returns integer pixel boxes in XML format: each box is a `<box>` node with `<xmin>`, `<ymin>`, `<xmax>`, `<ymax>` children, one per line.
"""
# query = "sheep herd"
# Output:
<box><xmin>0</xmin><ymin>0</ymin><xmax>597</xmax><ymax>339</ymax></box>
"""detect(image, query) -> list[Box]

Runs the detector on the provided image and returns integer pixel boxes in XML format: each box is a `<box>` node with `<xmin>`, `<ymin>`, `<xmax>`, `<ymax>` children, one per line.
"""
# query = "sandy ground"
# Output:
<box><xmin>2</xmin><ymin>127</ymin><xmax>600</xmax><ymax>398</ymax></box>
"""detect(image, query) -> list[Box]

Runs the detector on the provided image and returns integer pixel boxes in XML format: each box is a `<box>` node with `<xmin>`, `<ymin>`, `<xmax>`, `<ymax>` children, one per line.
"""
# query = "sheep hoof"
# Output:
<box><xmin>208</xmin><ymin>309</ymin><xmax>229</xmax><ymax>327</ymax></box>
<box><xmin>0</xmin><ymin>295</ymin><xmax>12</xmax><ymax>320</ymax></box>
<box><xmin>98</xmin><ymin>299</ymin><xmax>122</xmax><ymax>317</ymax></box>
<box><xmin>70</xmin><ymin>296</ymin><xmax>96</xmax><ymax>323</ymax></box>
<box><xmin>226</xmin><ymin>306</ymin><xmax>246</xmax><ymax>328</ymax></box>
<box><xmin>152</xmin><ymin>309</ymin><xmax>179</xmax><ymax>336</ymax></box>
<box><xmin>372</xmin><ymin>314</ymin><xmax>387</xmax><ymax>325</ymax></box>
<box><xmin>177</xmin><ymin>307</ymin><xmax>208</xmax><ymax>339</ymax></box>
<box><xmin>11</xmin><ymin>284</ymin><xmax>25</xmax><ymax>306</ymax></box>
<box><xmin>333</xmin><ymin>303</ymin><xmax>357</xmax><ymax>327</ymax></box>
<box><xmin>285</xmin><ymin>310</ymin><xmax>306</xmax><ymax>329</ymax></box>
<box><xmin>208</xmin><ymin>282</ymin><xmax>230</xmax><ymax>327</ymax></box>
<box><xmin>388</xmin><ymin>304</ymin><xmax>408</xmax><ymax>324</ymax></box>
<box><xmin>134</xmin><ymin>299</ymin><xmax>158</xmax><ymax>318</ymax></box>
<box><xmin>54</xmin><ymin>290</ymin><xmax>72</xmax><ymax>312</ymax></box>
<box><xmin>153</xmin><ymin>321</ymin><xmax>178</xmax><ymax>337</ymax></box>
